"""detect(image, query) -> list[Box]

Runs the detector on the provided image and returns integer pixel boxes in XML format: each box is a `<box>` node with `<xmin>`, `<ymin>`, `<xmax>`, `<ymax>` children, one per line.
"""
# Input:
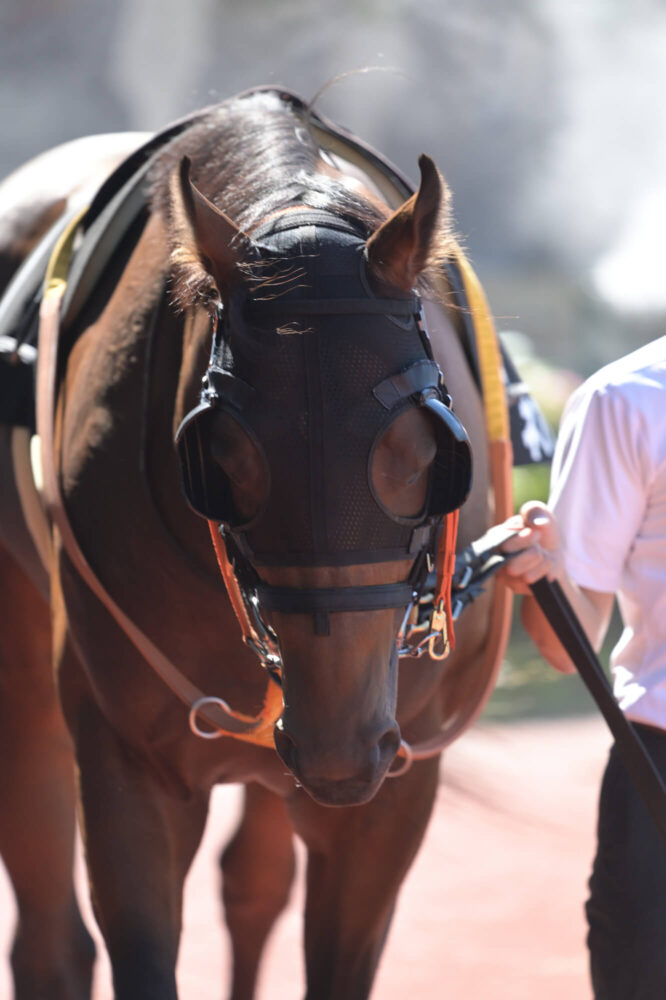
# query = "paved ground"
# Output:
<box><xmin>0</xmin><ymin>716</ymin><xmax>610</xmax><ymax>999</ymax></box>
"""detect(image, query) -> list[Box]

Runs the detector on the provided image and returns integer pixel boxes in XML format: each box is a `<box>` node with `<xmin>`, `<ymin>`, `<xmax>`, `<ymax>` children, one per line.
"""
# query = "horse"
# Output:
<box><xmin>0</xmin><ymin>88</ymin><xmax>509</xmax><ymax>1000</ymax></box>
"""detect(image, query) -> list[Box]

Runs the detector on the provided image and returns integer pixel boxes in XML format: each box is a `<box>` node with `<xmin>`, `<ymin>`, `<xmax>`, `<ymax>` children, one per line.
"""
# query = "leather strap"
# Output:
<box><xmin>207</xmin><ymin>522</ymin><xmax>258</xmax><ymax>640</ymax></box>
<box><xmin>256</xmin><ymin>580</ymin><xmax>416</xmax><ymax>614</ymax></box>
<box><xmin>373</xmin><ymin>360</ymin><xmax>441</xmax><ymax>410</ymax></box>
<box><xmin>531</xmin><ymin>577</ymin><xmax>666</xmax><ymax>849</ymax></box>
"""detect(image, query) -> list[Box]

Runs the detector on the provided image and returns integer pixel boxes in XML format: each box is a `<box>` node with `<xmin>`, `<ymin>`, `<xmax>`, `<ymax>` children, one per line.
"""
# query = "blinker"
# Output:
<box><xmin>176</xmin><ymin>330</ymin><xmax>472</xmax><ymax>533</ymax></box>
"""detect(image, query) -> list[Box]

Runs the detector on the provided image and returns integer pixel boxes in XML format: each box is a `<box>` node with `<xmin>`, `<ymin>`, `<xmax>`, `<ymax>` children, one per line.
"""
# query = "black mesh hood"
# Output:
<box><xmin>176</xmin><ymin>211</ymin><xmax>472</xmax><ymax>567</ymax></box>
<box><xmin>221</xmin><ymin>216</ymin><xmax>429</xmax><ymax>564</ymax></box>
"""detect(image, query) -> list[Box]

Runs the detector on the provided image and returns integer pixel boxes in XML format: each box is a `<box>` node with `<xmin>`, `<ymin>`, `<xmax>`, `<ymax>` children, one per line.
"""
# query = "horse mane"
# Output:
<box><xmin>149</xmin><ymin>90</ymin><xmax>455</xmax><ymax>310</ymax></box>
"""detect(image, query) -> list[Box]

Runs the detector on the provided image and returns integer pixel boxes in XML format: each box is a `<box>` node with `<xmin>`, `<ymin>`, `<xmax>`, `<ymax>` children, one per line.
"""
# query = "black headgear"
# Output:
<box><xmin>176</xmin><ymin>211</ymin><xmax>471</xmax><ymax>576</ymax></box>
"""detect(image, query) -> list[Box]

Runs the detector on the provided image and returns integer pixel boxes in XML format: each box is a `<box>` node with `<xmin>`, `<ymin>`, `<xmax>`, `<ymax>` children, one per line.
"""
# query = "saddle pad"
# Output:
<box><xmin>0</xmin><ymin>342</ymin><xmax>36</xmax><ymax>428</ymax></box>
<box><xmin>0</xmin><ymin>203</ymin><xmax>84</xmax><ymax>428</ymax></box>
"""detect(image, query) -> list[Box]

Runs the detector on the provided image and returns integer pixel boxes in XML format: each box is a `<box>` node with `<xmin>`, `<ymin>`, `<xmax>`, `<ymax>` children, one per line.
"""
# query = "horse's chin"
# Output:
<box><xmin>298</xmin><ymin>774</ymin><xmax>386</xmax><ymax>808</ymax></box>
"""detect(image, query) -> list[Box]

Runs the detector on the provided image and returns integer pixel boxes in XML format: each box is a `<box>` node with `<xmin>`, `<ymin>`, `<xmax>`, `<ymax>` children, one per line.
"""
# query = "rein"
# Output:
<box><xmin>530</xmin><ymin>578</ymin><xmax>666</xmax><ymax>850</ymax></box>
<box><xmin>443</xmin><ymin>525</ymin><xmax>666</xmax><ymax>850</ymax></box>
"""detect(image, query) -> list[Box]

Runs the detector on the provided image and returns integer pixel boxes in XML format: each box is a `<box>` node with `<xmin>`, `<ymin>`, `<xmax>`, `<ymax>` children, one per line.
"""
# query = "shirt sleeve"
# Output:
<box><xmin>549</xmin><ymin>380</ymin><xmax>647</xmax><ymax>593</ymax></box>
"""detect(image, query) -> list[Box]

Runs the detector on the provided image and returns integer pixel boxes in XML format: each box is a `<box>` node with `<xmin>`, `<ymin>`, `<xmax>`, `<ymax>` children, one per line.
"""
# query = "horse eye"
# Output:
<box><xmin>370</xmin><ymin>408</ymin><xmax>437</xmax><ymax>519</ymax></box>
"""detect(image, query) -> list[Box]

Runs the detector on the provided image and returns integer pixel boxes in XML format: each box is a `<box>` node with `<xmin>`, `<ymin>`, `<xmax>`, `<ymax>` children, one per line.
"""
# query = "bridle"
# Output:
<box><xmin>176</xmin><ymin>210</ymin><xmax>472</xmax><ymax>691</ymax></box>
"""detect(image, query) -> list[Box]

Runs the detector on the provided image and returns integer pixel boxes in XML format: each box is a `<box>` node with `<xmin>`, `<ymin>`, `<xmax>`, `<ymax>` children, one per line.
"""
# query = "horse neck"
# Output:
<box><xmin>57</xmin><ymin>212</ymin><xmax>216</xmax><ymax>581</ymax></box>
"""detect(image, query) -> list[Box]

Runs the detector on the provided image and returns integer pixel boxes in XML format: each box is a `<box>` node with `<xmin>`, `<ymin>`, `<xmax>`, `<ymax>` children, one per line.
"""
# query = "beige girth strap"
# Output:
<box><xmin>10</xmin><ymin>426</ymin><xmax>52</xmax><ymax>571</ymax></box>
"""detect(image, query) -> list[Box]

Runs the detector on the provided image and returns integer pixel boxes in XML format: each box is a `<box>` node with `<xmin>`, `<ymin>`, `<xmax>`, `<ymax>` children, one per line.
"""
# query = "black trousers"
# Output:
<box><xmin>586</xmin><ymin>724</ymin><xmax>666</xmax><ymax>999</ymax></box>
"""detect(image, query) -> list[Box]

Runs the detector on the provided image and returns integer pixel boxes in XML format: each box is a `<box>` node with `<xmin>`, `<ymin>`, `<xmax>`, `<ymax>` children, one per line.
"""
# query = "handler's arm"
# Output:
<box><xmin>501</xmin><ymin>501</ymin><xmax>615</xmax><ymax>674</ymax></box>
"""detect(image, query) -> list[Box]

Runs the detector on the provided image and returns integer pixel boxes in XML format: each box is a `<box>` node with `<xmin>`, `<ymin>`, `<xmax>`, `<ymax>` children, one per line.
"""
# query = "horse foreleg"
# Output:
<box><xmin>220</xmin><ymin>782</ymin><xmax>296</xmax><ymax>1000</ymax></box>
<box><xmin>290</xmin><ymin>756</ymin><xmax>440</xmax><ymax>1000</ymax></box>
<box><xmin>0</xmin><ymin>544</ymin><xmax>95</xmax><ymax>1000</ymax></box>
<box><xmin>68</xmin><ymin>695</ymin><xmax>209</xmax><ymax>1000</ymax></box>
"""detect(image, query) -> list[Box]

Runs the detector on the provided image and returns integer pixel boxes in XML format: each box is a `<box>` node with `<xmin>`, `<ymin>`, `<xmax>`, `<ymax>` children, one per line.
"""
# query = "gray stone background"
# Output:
<box><xmin>2</xmin><ymin>0</ymin><xmax>666</xmax><ymax>375</ymax></box>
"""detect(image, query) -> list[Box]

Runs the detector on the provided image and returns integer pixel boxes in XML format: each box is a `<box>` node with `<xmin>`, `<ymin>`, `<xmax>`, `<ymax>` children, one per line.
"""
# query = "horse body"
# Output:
<box><xmin>0</xmin><ymin>90</ymin><xmax>495</xmax><ymax>999</ymax></box>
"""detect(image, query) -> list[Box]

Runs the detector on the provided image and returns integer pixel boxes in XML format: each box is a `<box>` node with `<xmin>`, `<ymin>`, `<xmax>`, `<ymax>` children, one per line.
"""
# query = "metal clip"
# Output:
<box><xmin>247</xmin><ymin>593</ymin><xmax>283</xmax><ymax>675</ymax></box>
<box><xmin>397</xmin><ymin>597</ymin><xmax>450</xmax><ymax>662</ymax></box>
<box><xmin>427</xmin><ymin>600</ymin><xmax>450</xmax><ymax>660</ymax></box>
<box><xmin>456</xmin><ymin>563</ymin><xmax>474</xmax><ymax>591</ymax></box>
<box><xmin>397</xmin><ymin>596</ymin><xmax>423</xmax><ymax>658</ymax></box>
<box><xmin>451</xmin><ymin>597</ymin><xmax>465</xmax><ymax>621</ymax></box>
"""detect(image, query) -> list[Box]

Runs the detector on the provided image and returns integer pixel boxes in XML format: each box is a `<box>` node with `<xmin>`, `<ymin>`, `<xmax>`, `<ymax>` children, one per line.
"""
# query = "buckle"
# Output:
<box><xmin>426</xmin><ymin>599</ymin><xmax>450</xmax><ymax>660</ymax></box>
<box><xmin>397</xmin><ymin>597</ymin><xmax>450</xmax><ymax>661</ymax></box>
<box><xmin>246</xmin><ymin>593</ymin><xmax>283</xmax><ymax>676</ymax></box>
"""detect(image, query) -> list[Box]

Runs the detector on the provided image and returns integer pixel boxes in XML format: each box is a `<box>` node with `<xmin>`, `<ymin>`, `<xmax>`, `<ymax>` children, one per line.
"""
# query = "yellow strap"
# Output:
<box><xmin>453</xmin><ymin>247</ymin><xmax>510</xmax><ymax>446</ymax></box>
<box><xmin>42</xmin><ymin>206</ymin><xmax>90</xmax><ymax>300</ymax></box>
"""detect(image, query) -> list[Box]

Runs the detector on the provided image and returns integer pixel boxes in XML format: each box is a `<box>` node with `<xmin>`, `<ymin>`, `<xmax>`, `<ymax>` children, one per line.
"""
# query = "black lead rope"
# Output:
<box><xmin>446</xmin><ymin>529</ymin><xmax>666</xmax><ymax>849</ymax></box>
<box><xmin>529</xmin><ymin>577</ymin><xmax>666</xmax><ymax>850</ymax></box>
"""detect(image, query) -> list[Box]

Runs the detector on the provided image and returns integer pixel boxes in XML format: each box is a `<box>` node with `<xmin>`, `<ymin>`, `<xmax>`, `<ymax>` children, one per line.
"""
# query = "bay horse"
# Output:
<box><xmin>0</xmin><ymin>89</ymin><xmax>507</xmax><ymax>999</ymax></box>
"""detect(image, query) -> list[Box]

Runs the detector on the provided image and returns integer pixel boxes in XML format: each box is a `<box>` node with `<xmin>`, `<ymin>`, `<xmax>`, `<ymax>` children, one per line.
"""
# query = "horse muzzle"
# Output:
<box><xmin>273</xmin><ymin>719</ymin><xmax>401</xmax><ymax>806</ymax></box>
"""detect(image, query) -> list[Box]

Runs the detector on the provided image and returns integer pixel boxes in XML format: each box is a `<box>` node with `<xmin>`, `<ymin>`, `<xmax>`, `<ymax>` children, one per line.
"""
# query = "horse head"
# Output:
<box><xmin>168</xmin><ymin>151</ymin><xmax>471</xmax><ymax>806</ymax></box>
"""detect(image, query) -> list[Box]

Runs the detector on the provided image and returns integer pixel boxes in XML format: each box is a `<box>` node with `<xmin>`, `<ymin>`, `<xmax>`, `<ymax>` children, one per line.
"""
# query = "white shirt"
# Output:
<box><xmin>549</xmin><ymin>337</ymin><xmax>666</xmax><ymax>728</ymax></box>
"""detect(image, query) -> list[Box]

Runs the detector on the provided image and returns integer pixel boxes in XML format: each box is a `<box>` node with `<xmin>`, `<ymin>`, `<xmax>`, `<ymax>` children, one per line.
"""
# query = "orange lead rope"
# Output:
<box><xmin>436</xmin><ymin>508</ymin><xmax>460</xmax><ymax>654</ymax></box>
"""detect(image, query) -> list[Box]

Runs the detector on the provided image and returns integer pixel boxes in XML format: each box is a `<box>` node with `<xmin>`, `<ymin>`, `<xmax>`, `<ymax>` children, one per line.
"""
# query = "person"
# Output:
<box><xmin>499</xmin><ymin>335</ymin><xmax>666</xmax><ymax>1000</ymax></box>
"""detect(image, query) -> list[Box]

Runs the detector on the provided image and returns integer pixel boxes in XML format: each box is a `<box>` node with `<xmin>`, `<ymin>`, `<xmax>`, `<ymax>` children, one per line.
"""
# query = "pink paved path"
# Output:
<box><xmin>0</xmin><ymin>717</ymin><xmax>609</xmax><ymax>999</ymax></box>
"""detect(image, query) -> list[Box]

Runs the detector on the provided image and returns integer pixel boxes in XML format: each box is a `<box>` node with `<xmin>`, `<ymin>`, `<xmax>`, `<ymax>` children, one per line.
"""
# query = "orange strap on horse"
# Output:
<box><xmin>207</xmin><ymin>521</ymin><xmax>257</xmax><ymax>641</ymax></box>
<box><xmin>433</xmin><ymin>508</ymin><xmax>460</xmax><ymax>655</ymax></box>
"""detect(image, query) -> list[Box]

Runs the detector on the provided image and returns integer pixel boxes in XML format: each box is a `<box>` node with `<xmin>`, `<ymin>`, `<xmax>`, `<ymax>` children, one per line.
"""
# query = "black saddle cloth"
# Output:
<box><xmin>0</xmin><ymin>205</ymin><xmax>81</xmax><ymax>429</ymax></box>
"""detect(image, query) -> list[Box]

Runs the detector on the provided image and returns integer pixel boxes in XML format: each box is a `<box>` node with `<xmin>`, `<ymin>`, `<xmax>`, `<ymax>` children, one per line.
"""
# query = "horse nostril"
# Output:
<box><xmin>377</xmin><ymin>725</ymin><xmax>401</xmax><ymax>765</ymax></box>
<box><xmin>274</xmin><ymin>721</ymin><xmax>401</xmax><ymax>791</ymax></box>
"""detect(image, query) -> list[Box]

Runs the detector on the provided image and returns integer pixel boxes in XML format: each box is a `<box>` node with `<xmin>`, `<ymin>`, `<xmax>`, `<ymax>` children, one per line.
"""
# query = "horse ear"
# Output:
<box><xmin>366</xmin><ymin>154</ymin><xmax>449</xmax><ymax>292</ymax></box>
<box><xmin>171</xmin><ymin>156</ymin><xmax>254</xmax><ymax>297</ymax></box>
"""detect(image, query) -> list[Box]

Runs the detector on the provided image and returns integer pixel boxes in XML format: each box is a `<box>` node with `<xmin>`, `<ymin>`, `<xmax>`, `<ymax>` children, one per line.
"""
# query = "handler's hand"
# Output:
<box><xmin>499</xmin><ymin>501</ymin><xmax>564</xmax><ymax>596</ymax></box>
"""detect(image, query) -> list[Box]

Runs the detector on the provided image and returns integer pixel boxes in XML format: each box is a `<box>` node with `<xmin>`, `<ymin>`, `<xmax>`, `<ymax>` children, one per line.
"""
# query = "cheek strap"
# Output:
<box><xmin>433</xmin><ymin>508</ymin><xmax>460</xmax><ymax>655</ymax></box>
